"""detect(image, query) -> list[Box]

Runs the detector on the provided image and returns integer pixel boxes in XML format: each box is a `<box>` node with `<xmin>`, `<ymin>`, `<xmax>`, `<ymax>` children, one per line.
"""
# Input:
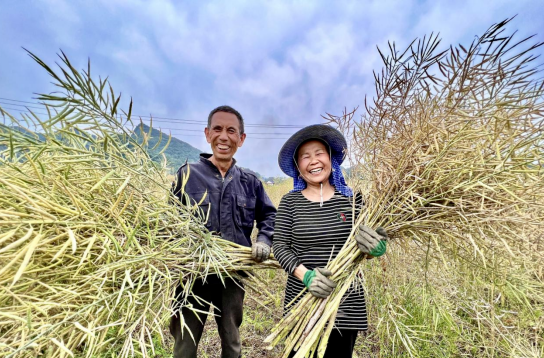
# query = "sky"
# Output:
<box><xmin>1</xmin><ymin>0</ymin><xmax>543</xmax><ymax>177</ymax></box>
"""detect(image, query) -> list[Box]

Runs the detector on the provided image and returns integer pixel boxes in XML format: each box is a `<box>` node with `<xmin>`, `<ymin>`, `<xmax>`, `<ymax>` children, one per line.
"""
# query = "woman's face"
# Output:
<box><xmin>296</xmin><ymin>140</ymin><xmax>332</xmax><ymax>186</ymax></box>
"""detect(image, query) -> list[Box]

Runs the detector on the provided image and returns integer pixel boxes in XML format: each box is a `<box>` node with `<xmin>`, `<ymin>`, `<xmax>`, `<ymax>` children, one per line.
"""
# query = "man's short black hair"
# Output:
<box><xmin>207</xmin><ymin>105</ymin><xmax>245</xmax><ymax>134</ymax></box>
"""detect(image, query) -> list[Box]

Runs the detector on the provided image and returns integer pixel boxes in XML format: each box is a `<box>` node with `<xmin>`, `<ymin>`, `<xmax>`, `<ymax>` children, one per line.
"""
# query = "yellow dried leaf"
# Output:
<box><xmin>12</xmin><ymin>233</ymin><xmax>43</xmax><ymax>285</ymax></box>
<box><xmin>50</xmin><ymin>338</ymin><xmax>74</xmax><ymax>357</ymax></box>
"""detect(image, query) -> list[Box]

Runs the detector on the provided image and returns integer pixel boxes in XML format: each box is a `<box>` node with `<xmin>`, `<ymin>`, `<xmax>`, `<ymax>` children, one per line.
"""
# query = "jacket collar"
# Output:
<box><xmin>199</xmin><ymin>153</ymin><xmax>238</xmax><ymax>175</ymax></box>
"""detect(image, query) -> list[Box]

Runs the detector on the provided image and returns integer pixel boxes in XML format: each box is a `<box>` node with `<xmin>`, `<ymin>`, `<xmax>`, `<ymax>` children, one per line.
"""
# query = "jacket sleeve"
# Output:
<box><xmin>272</xmin><ymin>195</ymin><xmax>301</xmax><ymax>274</ymax></box>
<box><xmin>254</xmin><ymin>180</ymin><xmax>276</xmax><ymax>247</ymax></box>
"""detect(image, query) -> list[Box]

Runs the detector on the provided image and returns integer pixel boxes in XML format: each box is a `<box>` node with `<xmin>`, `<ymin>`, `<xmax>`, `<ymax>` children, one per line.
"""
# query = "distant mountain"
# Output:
<box><xmin>1</xmin><ymin>124</ymin><xmax>273</xmax><ymax>179</ymax></box>
<box><xmin>134</xmin><ymin>126</ymin><xmax>272</xmax><ymax>178</ymax></box>
<box><xmin>133</xmin><ymin>124</ymin><xmax>202</xmax><ymax>172</ymax></box>
<box><xmin>0</xmin><ymin>125</ymin><xmax>46</xmax><ymax>153</ymax></box>
<box><xmin>0</xmin><ymin>123</ymin><xmax>202</xmax><ymax>172</ymax></box>
<box><xmin>10</xmin><ymin>126</ymin><xmax>46</xmax><ymax>141</ymax></box>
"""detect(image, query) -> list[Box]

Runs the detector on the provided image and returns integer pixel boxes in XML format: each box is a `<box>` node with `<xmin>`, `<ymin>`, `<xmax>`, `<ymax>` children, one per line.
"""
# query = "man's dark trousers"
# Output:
<box><xmin>169</xmin><ymin>275</ymin><xmax>245</xmax><ymax>358</ymax></box>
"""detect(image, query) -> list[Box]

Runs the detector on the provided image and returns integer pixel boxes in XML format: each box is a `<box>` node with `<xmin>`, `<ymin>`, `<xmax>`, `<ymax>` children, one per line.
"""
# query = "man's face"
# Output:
<box><xmin>205</xmin><ymin>111</ymin><xmax>246</xmax><ymax>162</ymax></box>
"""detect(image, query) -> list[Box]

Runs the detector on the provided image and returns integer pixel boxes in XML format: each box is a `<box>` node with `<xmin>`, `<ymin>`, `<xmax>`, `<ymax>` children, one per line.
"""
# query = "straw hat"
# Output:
<box><xmin>278</xmin><ymin>124</ymin><xmax>347</xmax><ymax>178</ymax></box>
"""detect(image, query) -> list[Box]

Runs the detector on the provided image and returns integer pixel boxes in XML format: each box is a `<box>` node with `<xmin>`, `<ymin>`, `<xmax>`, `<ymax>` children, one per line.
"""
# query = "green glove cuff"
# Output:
<box><xmin>369</xmin><ymin>240</ymin><xmax>387</xmax><ymax>257</ymax></box>
<box><xmin>302</xmin><ymin>270</ymin><xmax>316</xmax><ymax>288</ymax></box>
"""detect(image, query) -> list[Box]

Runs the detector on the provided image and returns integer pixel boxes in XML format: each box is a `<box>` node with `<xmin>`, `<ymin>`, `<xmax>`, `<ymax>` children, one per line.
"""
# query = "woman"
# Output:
<box><xmin>273</xmin><ymin>124</ymin><xmax>387</xmax><ymax>358</ymax></box>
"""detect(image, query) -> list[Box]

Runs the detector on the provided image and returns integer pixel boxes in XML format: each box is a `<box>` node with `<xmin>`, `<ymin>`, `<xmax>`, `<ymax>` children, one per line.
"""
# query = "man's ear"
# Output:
<box><xmin>204</xmin><ymin>127</ymin><xmax>211</xmax><ymax>143</ymax></box>
<box><xmin>238</xmin><ymin>132</ymin><xmax>247</xmax><ymax>147</ymax></box>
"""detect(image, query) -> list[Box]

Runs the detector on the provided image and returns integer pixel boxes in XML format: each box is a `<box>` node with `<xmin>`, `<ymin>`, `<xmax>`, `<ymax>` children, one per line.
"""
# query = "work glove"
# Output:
<box><xmin>303</xmin><ymin>267</ymin><xmax>337</xmax><ymax>299</ymax></box>
<box><xmin>251</xmin><ymin>242</ymin><xmax>271</xmax><ymax>262</ymax></box>
<box><xmin>354</xmin><ymin>225</ymin><xmax>388</xmax><ymax>257</ymax></box>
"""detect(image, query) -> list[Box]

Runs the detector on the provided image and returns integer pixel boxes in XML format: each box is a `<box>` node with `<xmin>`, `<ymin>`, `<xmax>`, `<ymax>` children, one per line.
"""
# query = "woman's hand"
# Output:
<box><xmin>302</xmin><ymin>267</ymin><xmax>337</xmax><ymax>299</ymax></box>
<box><xmin>354</xmin><ymin>226</ymin><xmax>388</xmax><ymax>257</ymax></box>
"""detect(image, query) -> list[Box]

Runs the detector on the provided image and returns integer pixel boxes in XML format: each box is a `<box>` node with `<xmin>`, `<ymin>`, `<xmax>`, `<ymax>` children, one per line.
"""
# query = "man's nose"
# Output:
<box><xmin>219</xmin><ymin>130</ymin><xmax>229</xmax><ymax>141</ymax></box>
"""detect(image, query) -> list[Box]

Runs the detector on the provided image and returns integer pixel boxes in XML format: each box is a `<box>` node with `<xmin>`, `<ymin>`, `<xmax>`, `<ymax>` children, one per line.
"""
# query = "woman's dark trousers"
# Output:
<box><xmin>288</xmin><ymin>329</ymin><xmax>358</xmax><ymax>358</ymax></box>
<box><xmin>169</xmin><ymin>275</ymin><xmax>245</xmax><ymax>358</ymax></box>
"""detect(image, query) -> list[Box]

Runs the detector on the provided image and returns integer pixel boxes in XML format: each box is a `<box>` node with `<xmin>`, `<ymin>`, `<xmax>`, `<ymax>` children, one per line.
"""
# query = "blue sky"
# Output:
<box><xmin>1</xmin><ymin>0</ymin><xmax>543</xmax><ymax>177</ymax></box>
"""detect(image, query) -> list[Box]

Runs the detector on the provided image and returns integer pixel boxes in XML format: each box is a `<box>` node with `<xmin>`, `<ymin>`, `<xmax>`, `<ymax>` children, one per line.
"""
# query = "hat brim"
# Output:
<box><xmin>278</xmin><ymin>124</ymin><xmax>347</xmax><ymax>178</ymax></box>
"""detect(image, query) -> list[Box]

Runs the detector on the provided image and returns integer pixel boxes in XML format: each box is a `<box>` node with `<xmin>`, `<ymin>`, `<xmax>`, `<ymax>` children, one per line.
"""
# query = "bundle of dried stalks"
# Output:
<box><xmin>266</xmin><ymin>18</ymin><xmax>544</xmax><ymax>357</ymax></box>
<box><xmin>0</xmin><ymin>53</ymin><xmax>277</xmax><ymax>358</ymax></box>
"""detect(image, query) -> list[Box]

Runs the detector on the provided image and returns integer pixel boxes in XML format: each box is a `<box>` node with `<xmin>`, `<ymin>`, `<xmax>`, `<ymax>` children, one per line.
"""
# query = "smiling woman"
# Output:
<box><xmin>271</xmin><ymin>124</ymin><xmax>387</xmax><ymax>358</ymax></box>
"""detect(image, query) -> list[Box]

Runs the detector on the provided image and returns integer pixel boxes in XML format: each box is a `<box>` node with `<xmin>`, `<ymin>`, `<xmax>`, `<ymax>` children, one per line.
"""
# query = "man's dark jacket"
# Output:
<box><xmin>171</xmin><ymin>154</ymin><xmax>276</xmax><ymax>247</ymax></box>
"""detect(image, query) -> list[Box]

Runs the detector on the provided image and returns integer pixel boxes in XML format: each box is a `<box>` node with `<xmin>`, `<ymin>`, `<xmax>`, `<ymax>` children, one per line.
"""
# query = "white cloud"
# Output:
<box><xmin>39</xmin><ymin>0</ymin><xmax>82</xmax><ymax>47</ymax></box>
<box><xmin>236</xmin><ymin>60</ymin><xmax>300</xmax><ymax>98</ymax></box>
<box><xmin>2</xmin><ymin>0</ymin><xmax>544</xmax><ymax>176</ymax></box>
<box><xmin>290</xmin><ymin>23</ymin><xmax>356</xmax><ymax>86</ymax></box>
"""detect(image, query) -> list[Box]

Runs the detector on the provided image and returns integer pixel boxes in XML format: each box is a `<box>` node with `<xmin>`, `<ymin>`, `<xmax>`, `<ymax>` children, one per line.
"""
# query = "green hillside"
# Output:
<box><xmin>133</xmin><ymin>124</ymin><xmax>201</xmax><ymax>172</ymax></box>
<box><xmin>0</xmin><ymin>123</ymin><xmax>273</xmax><ymax>178</ymax></box>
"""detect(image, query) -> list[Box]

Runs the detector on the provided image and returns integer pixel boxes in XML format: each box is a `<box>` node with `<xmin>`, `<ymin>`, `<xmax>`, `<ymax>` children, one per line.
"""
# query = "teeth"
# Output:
<box><xmin>310</xmin><ymin>168</ymin><xmax>323</xmax><ymax>174</ymax></box>
<box><xmin>218</xmin><ymin>145</ymin><xmax>229</xmax><ymax>150</ymax></box>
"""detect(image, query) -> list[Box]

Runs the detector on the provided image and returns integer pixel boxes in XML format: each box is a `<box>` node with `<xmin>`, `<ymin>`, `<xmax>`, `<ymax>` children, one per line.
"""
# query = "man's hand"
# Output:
<box><xmin>354</xmin><ymin>225</ymin><xmax>388</xmax><ymax>257</ymax></box>
<box><xmin>303</xmin><ymin>268</ymin><xmax>337</xmax><ymax>299</ymax></box>
<box><xmin>251</xmin><ymin>242</ymin><xmax>271</xmax><ymax>262</ymax></box>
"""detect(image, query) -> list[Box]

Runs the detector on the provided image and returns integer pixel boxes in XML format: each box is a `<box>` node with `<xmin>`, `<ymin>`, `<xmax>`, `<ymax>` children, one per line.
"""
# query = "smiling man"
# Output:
<box><xmin>169</xmin><ymin>105</ymin><xmax>276</xmax><ymax>358</ymax></box>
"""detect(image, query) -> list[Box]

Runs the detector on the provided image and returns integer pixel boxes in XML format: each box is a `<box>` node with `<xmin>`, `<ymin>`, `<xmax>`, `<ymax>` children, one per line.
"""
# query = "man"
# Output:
<box><xmin>169</xmin><ymin>105</ymin><xmax>276</xmax><ymax>358</ymax></box>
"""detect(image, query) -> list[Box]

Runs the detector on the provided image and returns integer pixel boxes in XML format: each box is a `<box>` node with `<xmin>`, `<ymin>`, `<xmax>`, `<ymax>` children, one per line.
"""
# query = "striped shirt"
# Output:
<box><xmin>273</xmin><ymin>191</ymin><xmax>367</xmax><ymax>330</ymax></box>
